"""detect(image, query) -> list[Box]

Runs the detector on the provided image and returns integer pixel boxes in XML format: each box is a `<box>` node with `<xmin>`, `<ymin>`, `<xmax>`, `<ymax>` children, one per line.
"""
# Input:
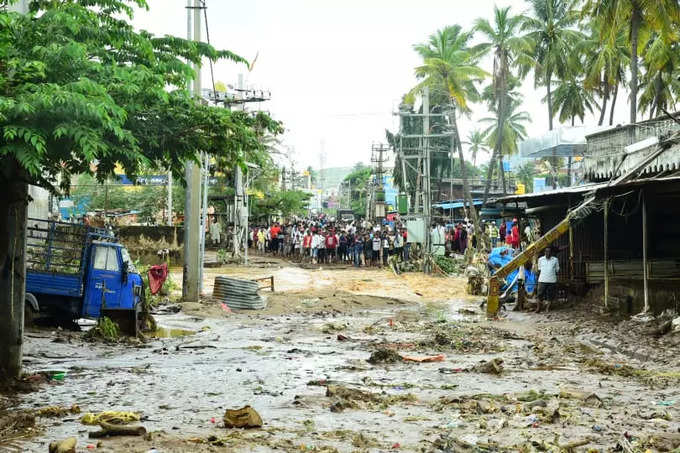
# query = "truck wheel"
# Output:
<box><xmin>24</xmin><ymin>304</ymin><xmax>36</xmax><ymax>327</ymax></box>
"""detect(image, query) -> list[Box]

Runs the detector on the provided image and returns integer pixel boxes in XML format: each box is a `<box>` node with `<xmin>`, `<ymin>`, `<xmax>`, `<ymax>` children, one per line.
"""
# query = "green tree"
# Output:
<box><xmin>463</xmin><ymin>129</ymin><xmax>489</xmax><ymax>167</ymax></box>
<box><xmin>0</xmin><ymin>0</ymin><xmax>281</xmax><ymax>378</ymax></box>
<box><xmin>343</xmin><ymin>165</ymin><xmax>371</xmax><ymax>216</ymax></box>
<box><xmin>516</xmin><ymin>162</ymin><xmax>537</xmax><ymax>192</ymax></box>
<box><xmin>522</xmin><ymin>0</ymin><xmax>583</xmax><ymax>131</ymax></box>
<box><xmin>583</xmin><ymin>0</ymin><xmax>680</xmax><ymax>124</ymax></box>
<box><xmin>475</xmin><ymin>6</ymin><xmax>531</xmax><ymax>201</ymax></box>
<box><xmin>481</xmin><ymin>96</ymin><xmax>531</xmax><ymax>191</ymax></box>
<box><xmin>551</xmin><ymin>77</ymin><xmax>598</xmax><ymax>125</ymax></box>
<box><xmin>637</xmin><ymin>33</ymin><xmax>680</xmax><ymax>119</ymax></box>
<box><xmin>411</xmin><ymin>25</ymin><xmax>487</xmax><ymax>226</ymax></box>
<box><xmin>252</xmin><ymin>190</ymin><xmax>311</xmax><ymax>219</ymax></box>
<box><xmin>580</xmin><ymin>17</ymin><xmax>630</xmax><ymax>125</ymax></box>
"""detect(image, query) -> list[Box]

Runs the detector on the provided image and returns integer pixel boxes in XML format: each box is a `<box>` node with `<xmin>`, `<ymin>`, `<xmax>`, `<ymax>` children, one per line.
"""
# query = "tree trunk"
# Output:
<box><xmin>498</xmin><ymin>157</ymin><xmax>506</xmax><ymax>194</ymax></box>
<box><xmin>630</xmin><ymin>5</ymin><xmax>641</xmax><ymax>124</ymax></box>
<box><xmin>546</xmin><ymin>72</ymin><xmax>554</xmax><ymax>131</ymax></box>
<box><xmin>598</xmin><ymin>89</ymin><xmax>609</xmax><ymax>126</ymax></box>
<box><xmin>482</xmin><ymin>149</ymin><xmax>497</xmax><ymax>205</ymax></box>
<box><xmin>0</xmin><ymin>158</ymin><xmax>28</xmax><ymax>379</ymax></box>
<box><xmin>451</xmin><ymin>105</ymin><xmax>483</xmax><ymax>247</ymax></box>
<box><xmin>652</xmin><ymin>72</ymin><xmax>663</xmax><ymax>120</ymax></box>
<box><xmin>451</xmin><ymin>107</ymin><xmax>477</xmax><ymax>223</ymax></box>
<box><xmin>609</xmin><ymin>82</ymin><xmax>619</xmax><ymax>125</ymax></box>
<box><xmin>484</xmin><ymin>80</ymin><xmax>507</xmax><ymax>205</ymax></box>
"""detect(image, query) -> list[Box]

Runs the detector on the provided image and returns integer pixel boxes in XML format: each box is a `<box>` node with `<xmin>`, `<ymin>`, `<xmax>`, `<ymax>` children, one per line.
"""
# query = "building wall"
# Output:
<box><xmin>532</xmin><ymin>184</ymin><xmax>680</xmax><ymax>313</ymax></box>
<box><xmin>27</xmin><ymin>185</ymin><xmax>50</xmax><ymax>220</ymax></box>
<box><xmin>116</xmin><ymin>225</ymin><xmax>184</xmax><ymax>265</ymax></box>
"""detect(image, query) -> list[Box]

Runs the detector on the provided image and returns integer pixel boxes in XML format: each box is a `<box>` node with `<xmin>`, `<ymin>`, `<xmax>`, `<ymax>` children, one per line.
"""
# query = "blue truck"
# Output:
<box><xmin>25</xmin><ymin>218</ymin><xmax>144</xmax><ymax>335</ymax></box>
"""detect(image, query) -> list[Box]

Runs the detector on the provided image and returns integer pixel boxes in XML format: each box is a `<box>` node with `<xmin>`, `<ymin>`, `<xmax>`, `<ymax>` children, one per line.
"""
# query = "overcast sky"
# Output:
<box><xmin>132</xmin><ymin>0</ymin><xmax>630</xmax><ymax>170</ymax></box>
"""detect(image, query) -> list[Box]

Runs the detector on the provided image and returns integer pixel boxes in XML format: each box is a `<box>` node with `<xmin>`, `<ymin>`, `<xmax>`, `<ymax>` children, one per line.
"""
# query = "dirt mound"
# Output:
<box><xmin>367</xmin><ymin>348</ymin><xmax>402</xmax><ymax>364</ymax></box>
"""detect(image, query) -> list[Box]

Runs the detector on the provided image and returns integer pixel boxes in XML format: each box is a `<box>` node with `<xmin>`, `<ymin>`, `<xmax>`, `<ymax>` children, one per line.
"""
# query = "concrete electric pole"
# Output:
<box><xmin>182</xmin><ymin>0</ymin><xmax>202</xmax><ymax>302</ymax></box>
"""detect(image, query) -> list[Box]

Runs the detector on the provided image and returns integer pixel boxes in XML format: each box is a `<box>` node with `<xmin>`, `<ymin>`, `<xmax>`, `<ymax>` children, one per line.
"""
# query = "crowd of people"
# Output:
<box><xmin>247</xmin><ymin>215</ymin><xmax>410</xmax><ymax>267</ymax></box>
<box><xmin>244</xmin><ymin>214</ymin><xmax>533</xmax><ymax>265</ymax></box>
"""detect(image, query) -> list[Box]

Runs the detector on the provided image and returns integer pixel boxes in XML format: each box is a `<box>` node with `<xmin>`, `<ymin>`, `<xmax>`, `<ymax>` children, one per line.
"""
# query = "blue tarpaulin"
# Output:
<box><xmin>433</xmin><ymin>200</ymin><xmax>483</xmax><ymax>210</ymax></box>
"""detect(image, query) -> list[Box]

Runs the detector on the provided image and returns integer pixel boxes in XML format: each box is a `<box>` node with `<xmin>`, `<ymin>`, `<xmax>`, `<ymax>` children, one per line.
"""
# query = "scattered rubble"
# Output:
<box><xmin>223</xmin><ymin>405</ymin><xmax>263</xmax><ymax>429</ymax></box>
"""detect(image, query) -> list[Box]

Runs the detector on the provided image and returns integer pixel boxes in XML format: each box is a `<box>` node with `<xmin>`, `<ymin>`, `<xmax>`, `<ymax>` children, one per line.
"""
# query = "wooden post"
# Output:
<box><xmin>569</xmin><ymin>225</ymin><xmax>574</xmax><ymax>281</ymax></box>
<box><xmin>603</xmin><ymin>200</ymin><xmax>609</xmax><ymax>309</ymax></box>
<box><xmin>642</xmin><ymin>191</ymin><xmax>649</xmax><ymax>312</ymax></box>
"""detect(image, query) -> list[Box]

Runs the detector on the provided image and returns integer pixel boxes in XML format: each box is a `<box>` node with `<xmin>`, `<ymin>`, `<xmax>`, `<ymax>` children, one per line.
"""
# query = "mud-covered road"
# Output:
<box><xmin>7</xmin><ymin>260</ymin><xmax>680</xmax><ymax>452</ymax></box>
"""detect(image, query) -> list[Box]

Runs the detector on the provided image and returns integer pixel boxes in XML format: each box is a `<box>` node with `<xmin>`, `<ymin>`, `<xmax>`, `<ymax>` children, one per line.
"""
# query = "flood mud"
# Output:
<box><xmin>9</xmin><ymin>261</ymin><xmax>680</xmax><ymax>452</ymax></box>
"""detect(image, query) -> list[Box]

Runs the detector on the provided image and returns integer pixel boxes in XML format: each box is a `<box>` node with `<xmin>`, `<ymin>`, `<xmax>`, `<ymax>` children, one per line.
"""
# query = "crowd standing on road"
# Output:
<box><xmin>245</xmin><ymin>215</ymin><xmax>411</xmax><ymax>267</ymax></box>
<box><xmin>242</xmin><ymin>213</ymin><xmax>538</xmax><ymax>267</ymax></box>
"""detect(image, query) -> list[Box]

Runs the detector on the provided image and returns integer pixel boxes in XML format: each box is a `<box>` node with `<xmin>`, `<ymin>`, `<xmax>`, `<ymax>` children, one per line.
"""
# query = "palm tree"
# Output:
<box><xmin>580</xmin><ymin>17</ymin><xmax>630</xmax><ymax>125</ymax></box>
<box><xmin>463</xmin><ymin>129</ymin><xmax>489</xmax><ymax>167</ymax></box>
<box><xmin>475</xmin><ymin>6</ymin><xmax>530</xmax><ymax>201</ymax></box>
<box><xmin>522</xmin><ymin>0</ymin><xmax>583</xmax><ymax>131</ymax></box>
<box><xmin>481</xmin><ymin>96</ymin><xmax>531</xmax><ymax>192</ymax></box>
<box><xmin>584</xmin><ymin>0</ymin><xmax>680</xmax><ymax>124</ymax></box>
<box><xmin>411</xmin><ymin>25</ymin><xmax>487</xmax><ymax>225</ymax></box>
<box><xmin>637</xmin><ymin>34</ymin><xmax>680</xmax><ymax>119</ymax></box>
<box><xmin>551</xmin><ymin>78</ymin><xmax>598</xmax><ymax>125</ymax></box>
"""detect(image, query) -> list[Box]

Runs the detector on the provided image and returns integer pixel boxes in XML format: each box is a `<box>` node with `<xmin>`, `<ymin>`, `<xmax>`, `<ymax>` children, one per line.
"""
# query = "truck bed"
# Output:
<box><xmin>26</xmin><ymin>271</ymin><xmax>83</xmax><ymax>298</ymax></box>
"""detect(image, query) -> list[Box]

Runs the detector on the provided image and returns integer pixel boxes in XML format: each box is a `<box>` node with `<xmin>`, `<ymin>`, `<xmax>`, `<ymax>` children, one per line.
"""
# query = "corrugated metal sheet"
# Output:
<box><xmin>585</xmin><ymin>259</ymin><xmax>680</xmax><ymax>283</ymax></box>
<box><xmin>213</xmin><ymin>276</ymin><xmax>266</xmax><ymax>310</ymax></box>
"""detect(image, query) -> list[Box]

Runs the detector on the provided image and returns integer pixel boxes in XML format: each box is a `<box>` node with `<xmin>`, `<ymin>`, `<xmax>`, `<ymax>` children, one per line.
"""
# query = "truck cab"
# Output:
<box><xmin>25</xmin><ymin>218</ymin><xmax>143</xmax><ymax>334</ymax></box>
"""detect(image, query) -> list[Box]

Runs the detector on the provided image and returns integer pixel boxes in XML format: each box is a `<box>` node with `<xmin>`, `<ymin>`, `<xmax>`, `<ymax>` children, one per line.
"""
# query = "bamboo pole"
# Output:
<box><xmin>603</xmin><ymin>200</ymin><xmax>609</xmax><ymax>309</ymax></box>
<box><xmin>642</xmin><ymin>191</ymin><xmax>649</xmax><ymax>312</ymax></box>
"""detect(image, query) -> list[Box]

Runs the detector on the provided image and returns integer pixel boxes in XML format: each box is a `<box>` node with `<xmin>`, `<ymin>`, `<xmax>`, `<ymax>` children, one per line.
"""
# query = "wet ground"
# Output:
<box><xmin>7</xmin><ymin>258</ymin><xmax>680</xmax><ymax>452</ymax></box>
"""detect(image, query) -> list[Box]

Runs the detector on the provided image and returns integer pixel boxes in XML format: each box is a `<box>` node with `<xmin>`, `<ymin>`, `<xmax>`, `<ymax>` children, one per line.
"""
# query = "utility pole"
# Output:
<box><xmin>199</xmin><ymin>152</ymin><xmax>208</xmax><ymax>294</ymax></box>
<box><xmin>423</xmin><ymin>87</ymin><xmax>431</xmax><ymax>261</ymax></box>
<box><xmin>167</xmin><ymin>170</ymin><xmax>173</xmax><ymax>225</ymax></box>
<box><xmin>182</xmin><ymin>0</ymin><xmax>202</xmax><ymax>302</ymax></box>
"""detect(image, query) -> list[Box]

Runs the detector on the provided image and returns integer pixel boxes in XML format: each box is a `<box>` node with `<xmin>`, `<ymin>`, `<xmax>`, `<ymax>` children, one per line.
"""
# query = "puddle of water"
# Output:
<box><xmin>152</xmin><ymin>327</ymin><xmax>196</xmax><ymax>338</ymax></box>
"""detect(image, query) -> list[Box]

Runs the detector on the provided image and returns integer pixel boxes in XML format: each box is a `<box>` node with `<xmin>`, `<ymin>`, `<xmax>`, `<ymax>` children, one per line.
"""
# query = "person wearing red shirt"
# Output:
<box><xmin>325</xmin><ymin>232</ymin><xmax>338</xmax><ymax>263</ymax></box>
<box><xmin>510</xmin><ymin>219</ymin><xmax>520</xmax><ymax>249</ymax></box>
<box><xmin>269</xmin><ymin>223</ymin><xmax>281</xmax><ymax>254</ymax></box>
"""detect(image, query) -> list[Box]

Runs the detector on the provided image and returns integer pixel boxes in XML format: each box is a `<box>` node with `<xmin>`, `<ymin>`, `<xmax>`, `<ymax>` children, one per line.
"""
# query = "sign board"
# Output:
<box><xmin>533</xmin><ymin>177</ymin><xmax>546</xmax><ymax>193</ymax></box>
<box><xmin>515</xmin><ymin>183</ymin><xmax>525</xmax><ymax>195</ymax></box>
<box><xmin>406</xmin><ymin>218</ymin><xmax>425</xmax><ymax>244</ymax></box>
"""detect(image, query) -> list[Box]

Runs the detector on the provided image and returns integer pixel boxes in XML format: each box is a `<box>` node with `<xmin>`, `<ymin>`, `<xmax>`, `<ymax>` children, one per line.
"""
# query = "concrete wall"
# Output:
<box><xmin>27</xmin><ymin>185</ymin><xmax>50</xmax><ymax>220</ymax></box>
<box><xmin>116</xmin><ymin>225</ymin><xmax>184</xmax><ymax>265</ymax></box>
<box><xmin>592</xmin><ymin>279</ymin><xmax>680</xmax><ymax>315</ymax></box>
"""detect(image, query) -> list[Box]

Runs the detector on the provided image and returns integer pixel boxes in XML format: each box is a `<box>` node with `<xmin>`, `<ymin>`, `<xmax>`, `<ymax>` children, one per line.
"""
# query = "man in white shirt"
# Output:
<box><xmin>536</xmin><ymin>247</ymin><xmax>560</xmax><ymax>313</ymax></box>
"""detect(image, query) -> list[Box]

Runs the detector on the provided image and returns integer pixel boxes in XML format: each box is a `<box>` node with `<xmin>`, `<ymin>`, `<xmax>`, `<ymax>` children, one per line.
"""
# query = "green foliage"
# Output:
<box><xmin>85</xmin><ymin>316</ymin><xmax>120</xmax><ymax>341</ymax></box>
<box><xmin>216</xmin><ymin>248</ymin><xmax>229</xmax><ymax>264</ymax></box>
<box><xmin>343</xmin><ymin>165</ymin><xmax>371</xmax><ymax>216</ymax></box>
<box><xmin>516</xmin><ymin>162</ymin><xmax>537</xmax><ymax>192</ymax></box>
<box><xmin>252</xmin><ymin>189</ymin><xmax>311</xmax><ymax>219</ymax></box>
<box><xmin>0</xmin><ymin>0</ymin><xmax>282</xmax><ymax>194</ymax></box>
<box><xmin>434</xmin><ymin>255</ymin><xmax>458</xmax><ymax>275</ymax></box>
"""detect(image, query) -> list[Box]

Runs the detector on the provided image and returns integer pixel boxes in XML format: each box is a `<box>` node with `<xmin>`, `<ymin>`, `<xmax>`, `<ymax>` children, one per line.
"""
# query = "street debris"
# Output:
<box><xmin>326</xmin><ymin>384</ymin><xmax>417</xmax><ymax>413</ymax></box>
<box><xmin>223</xmin><ymin>405</ymin><xmax>263</xmax><ymax>429</ymax></box>
<box><xmin>401</xmin><ymin>354</ymin><xmax>445</xmax><ymax>363</ymax></box>
<box><xmin>88</xmin><ymin>421</ymin><xmax>147</xmax><ymax>438</ymax></box>
<box><xmin>36</xmin><ymin>404</ymin><xmax>81</xmax><ymax>418</ymax></box>
<box><xmin>213</xmin><ymin>276</ymin><xmax>266</xmax><ymax>310</ymax></box>
<box><xmin>48</xmin><ymin>437</ymin><xmax>77</xmax><ymax>453</ymax></box>
<box><xmin>471</xmin><ymin>357</ymin><xmax>504</xmax><ymax>374</ymax></box>
<box><xmin>84</xmin><ymin>317</ymin><xmax>120</xmax><ymax>342</ymax></box>
<box><xmin>80</xmin><ymin>411</ymin><xmax>140</xmax><ymax>425</ymax></box>
<box><xmin>367</xmin><ymin>348</ymin><xmax>402</xmax><ymax>364</ymax></box>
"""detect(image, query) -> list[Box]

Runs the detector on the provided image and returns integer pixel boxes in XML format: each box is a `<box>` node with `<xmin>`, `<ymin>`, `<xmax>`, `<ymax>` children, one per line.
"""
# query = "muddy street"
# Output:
<box><xmin>7</xmin><ymin>262</ymin><xmax>680</xmax><ymax>452</ymax></box>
